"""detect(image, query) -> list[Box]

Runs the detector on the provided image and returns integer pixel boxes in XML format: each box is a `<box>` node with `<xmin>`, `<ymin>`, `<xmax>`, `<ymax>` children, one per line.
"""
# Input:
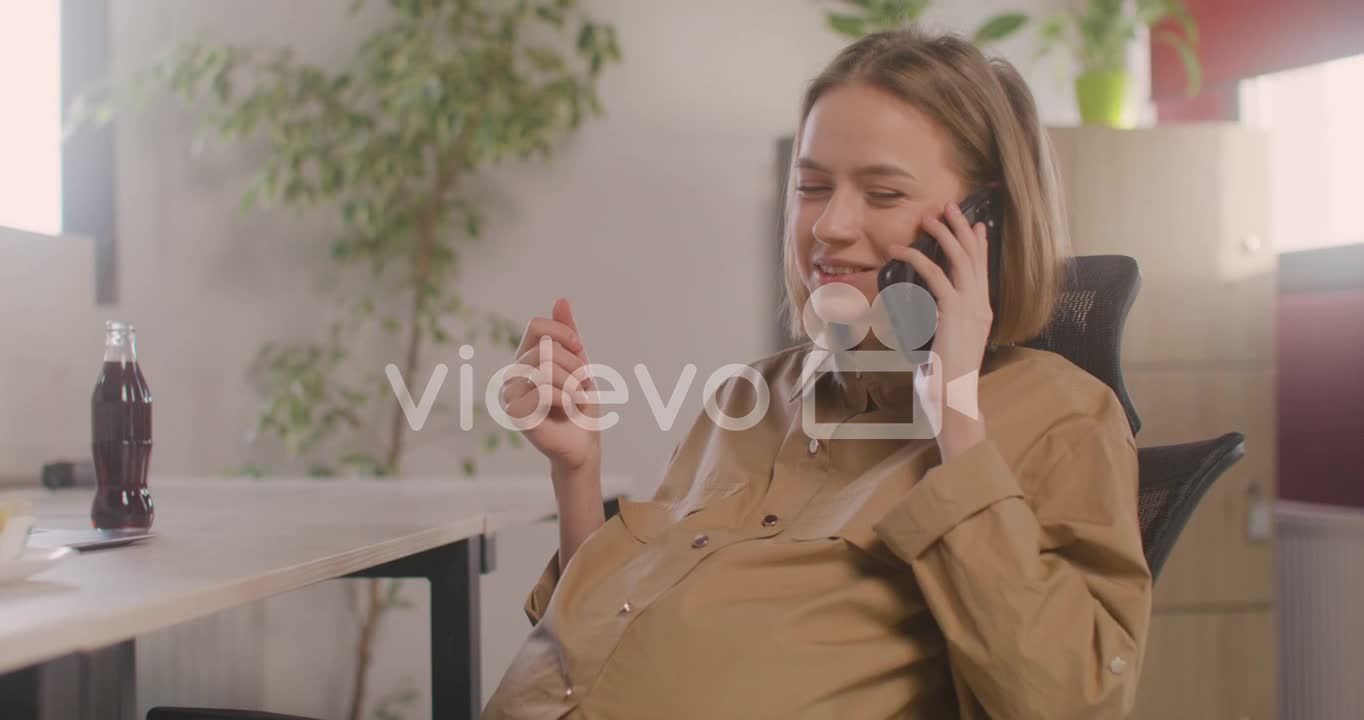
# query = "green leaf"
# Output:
<box><xmin>212</xmin><ymin>71</ymin><xmax>233</xmax><ymax>102</ymax></box>
<box><xmin>240</xmin><ymin>185</ymin><xmax>259</xmax><ymax>213</ymax></box>
<box><xmin>826</xmin><ymin>13</ymin><xmax>867</xmax><ymax>38</ymax></box>
<box><xmin>973</xmin><ymin>13</ymin><xmax>1028</xmax><ymax>46</ymax></box>
<box><xmin>861</xmin><ymin>0</ymin><xmax>928</xmax><ymax>32</ymax></box>
<box><xmin>340</xmin><ymin>451</ymin><xmax>380</xmax><ymax>469</ymax></box>
<box><xmin>1035</xmin><ymin>11</ymin><xmax>1074</xmax><ymax>60</ymax></box>
<box><xmin>462</xmin><ymin>458</ymin><xmax>476</xmax><ymax>476</ymax></box>
<box><xmin>525</xmin><ymin>46</ymin><xmax>564</xmax><ymax>72</ymax></box>
<box><xmin>1137</xmin><ymin>0</ymin><xmax>1199</xmax><ymax>43</ymax></box>
<box><xmin>536</xmin><ymin>5</ymin><xmax>564</xmax><ymax>27</ymax></box>
<box><xmin>577</xmin><ymin>23</ymin><xmax>596</xmax><ymax>52</ymax></box>
<box><xmin>1154</xmin><ymin>29</ymin><xmax>1201</xmax><ymax>98</ymax></box>
<box><xmin>1168</xmin><ymin>1</ymin><xmax>1199</xmax><ymax>44</ymax></box>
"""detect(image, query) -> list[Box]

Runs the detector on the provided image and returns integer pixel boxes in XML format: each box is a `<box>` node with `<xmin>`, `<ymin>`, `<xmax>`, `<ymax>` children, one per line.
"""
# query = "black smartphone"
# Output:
<box><xmin>875</xmin><ymin>185</ymin><xmax>1005</xmax><ymax>353</ymax></box>
<box><xmin>29</xmin><ymin>528</ymin><xmax>155</xmax><ymax>552</ymax></box>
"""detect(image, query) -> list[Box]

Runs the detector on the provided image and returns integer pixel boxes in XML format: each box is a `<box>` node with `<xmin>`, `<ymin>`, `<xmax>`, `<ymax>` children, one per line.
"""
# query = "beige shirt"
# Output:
<box><xmin>483</xmin><ymin>343</ymin><xmax>1151</xmax><ymax>720</ymax></box>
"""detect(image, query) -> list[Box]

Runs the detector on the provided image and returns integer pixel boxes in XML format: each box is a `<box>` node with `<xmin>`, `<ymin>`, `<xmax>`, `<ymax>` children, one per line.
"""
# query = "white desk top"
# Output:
<box><xmin>0</xmin><ymin>474</ymin><xmax>631</xmax><ymax>675</ymax></box>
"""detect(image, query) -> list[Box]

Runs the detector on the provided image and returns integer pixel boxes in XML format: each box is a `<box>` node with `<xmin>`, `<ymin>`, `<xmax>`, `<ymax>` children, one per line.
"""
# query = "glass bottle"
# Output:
<box><xmin>91</xmin><ymin>321</ymin><xmax>154</xmax><ymax>529</ymax></box>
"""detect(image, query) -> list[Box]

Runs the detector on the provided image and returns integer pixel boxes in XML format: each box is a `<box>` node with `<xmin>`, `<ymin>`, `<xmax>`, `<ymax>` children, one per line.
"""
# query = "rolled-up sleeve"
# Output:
<box><xmin>872</xmin><ymin>409</ymin><xmax>1151</xmax><ymax>720</ymax></box>
<box><xmin>523</xmin><ymin>551</ymin><xmax>562</xmax><ymax>626</ymax></box>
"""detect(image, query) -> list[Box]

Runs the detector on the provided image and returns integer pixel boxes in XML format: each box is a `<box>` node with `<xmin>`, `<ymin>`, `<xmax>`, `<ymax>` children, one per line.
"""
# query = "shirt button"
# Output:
<box><xmin>620</xmin><ymin>601</ymin><xmax>633</xmax><ymax>614</ymax></box>
<box><xmin>761</xmin><ymin>514</ymin><xmax>779</xmax><ymax>527</ymax></box>
<box><xmin>808</xmin><ymin>438</ymin><xmax>820</xmax><ymax>454</ymax></box>
<box><xmin>564</xmin><ymin>687</ymin><xmax>575</xmax><ymax>699</ymax></box>
<box><xmin>1108</xmin><ymin>656</ymin><xmax>1127</xmax><ymax>675</ymax></box>
<box><xmin>691</xmin><ymin>534</ymin><xmax>709</xmax><ymax>548</ymax></box>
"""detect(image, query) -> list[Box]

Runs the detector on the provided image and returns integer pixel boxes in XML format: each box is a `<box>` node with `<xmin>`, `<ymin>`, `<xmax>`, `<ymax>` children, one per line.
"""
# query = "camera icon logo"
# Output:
<box><xmin>798</xmin><ymin>282</ymin><xmax>973</xmax><ymax>440</ymax></box>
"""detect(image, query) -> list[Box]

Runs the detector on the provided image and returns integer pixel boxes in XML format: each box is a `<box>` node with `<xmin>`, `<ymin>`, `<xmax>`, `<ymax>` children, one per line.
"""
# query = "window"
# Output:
<box><xmin>0</xmin><ymin>0</ymin><xmax>117</xmax><ymax>303</ymax></box>
<box><xmin>1241</xmin><ymin>53</ymin><xmax>1364</xmax><ymax>254</ymax></box>
<box><xmin>0</xmin><ymin>4</ymin><xmax>63</xmax><ymax>236</ymax></box>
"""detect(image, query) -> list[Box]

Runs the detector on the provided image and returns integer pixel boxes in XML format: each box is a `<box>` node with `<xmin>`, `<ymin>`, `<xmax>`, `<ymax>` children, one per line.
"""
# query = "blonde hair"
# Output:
<box><xmin>780</xmin><ymin>28</ymin><xmax>1070</xmax><ymax>345</ymax></box>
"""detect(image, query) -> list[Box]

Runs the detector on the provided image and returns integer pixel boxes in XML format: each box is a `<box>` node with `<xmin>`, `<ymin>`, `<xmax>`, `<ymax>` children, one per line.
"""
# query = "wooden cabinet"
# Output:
<box><xmin>1133</xmin><ymin>610</ymin><xmax>1277</xmax><ymax>720</ymax></box>
<box><xmin>1126</xmin><ymin>369</ymin><xmax>1278</xmax><ymax>607</ymax></box>
<box><xmin>1050</xmin><ymin>126</ymin><xmax>1278</xmax><ymax>718</ymax></box>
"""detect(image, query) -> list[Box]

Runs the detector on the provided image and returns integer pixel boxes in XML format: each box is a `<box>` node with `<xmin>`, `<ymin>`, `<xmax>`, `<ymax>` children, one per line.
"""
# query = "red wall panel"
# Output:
<box><xmin>1276</xmin><ymin>286</ymin><xmax>1364</xmax><ymax>507</ymax></box>
<box><xmin>1151</xmin><ymin>0</ymin><xmax>1364</xmax><ymax>122</ymax></box>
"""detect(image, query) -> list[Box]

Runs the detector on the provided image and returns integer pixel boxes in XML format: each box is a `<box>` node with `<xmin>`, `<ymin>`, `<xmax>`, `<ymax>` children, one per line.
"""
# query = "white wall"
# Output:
<box><xmin>0</xmin><ymin>0</ymin><xmax>1137</xmax><ymax>716</ymax></box>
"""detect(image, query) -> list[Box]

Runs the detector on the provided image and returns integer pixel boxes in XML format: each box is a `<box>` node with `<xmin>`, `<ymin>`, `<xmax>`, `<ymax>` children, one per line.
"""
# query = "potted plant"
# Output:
<box><xmin>822</xmin><ymin>0</ymin><xmax>1028</xmax><ymax>47</ymax></box>
<box><xmin>67</xmin><ymin>2</ymin><xmax>621</xmax><ymax>718</ymax></box>
<box><xmin>822</xmin><ymin>0</ymin><xmax>1202</xmax><ymax>128</ymax></box>
<box><xmin>992</xmin><ymin>0</ymin><xmax>1202</xmax><ymax>127</ymax></box>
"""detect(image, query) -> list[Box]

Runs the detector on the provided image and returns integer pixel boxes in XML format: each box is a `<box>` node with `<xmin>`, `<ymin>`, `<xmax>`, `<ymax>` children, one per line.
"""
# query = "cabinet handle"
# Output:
<box><xmin>1241</xmin><ymin>233</ymin><xmax>1263</xmax><ymax>254</ymax></box>
<box><xmin>1246</xmin><ymin>482</ymin><xmax>1272</xmax><ymax>543</ymax></box>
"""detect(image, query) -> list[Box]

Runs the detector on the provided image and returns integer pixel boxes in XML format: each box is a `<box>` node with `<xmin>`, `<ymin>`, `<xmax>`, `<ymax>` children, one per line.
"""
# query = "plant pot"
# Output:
<box><xmin>1075</xmin><ymin>70</ymin><xmax>1131</xmax><ymax>128</ymax></box>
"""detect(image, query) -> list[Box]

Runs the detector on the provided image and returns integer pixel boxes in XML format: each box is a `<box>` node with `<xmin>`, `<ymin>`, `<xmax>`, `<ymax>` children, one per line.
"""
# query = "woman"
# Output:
<box><xmin>483</xmin><ymin>28</ymin><xmax>1151</xmax><ymax>720</ymax></box>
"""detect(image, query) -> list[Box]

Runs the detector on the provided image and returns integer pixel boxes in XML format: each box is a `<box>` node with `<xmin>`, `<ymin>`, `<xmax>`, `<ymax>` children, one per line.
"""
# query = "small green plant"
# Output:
<box><xmin>821</xmin><ymin>0</ymin><xmax>1027</xmax><ymax>47</ymax></box>
<box><xmin>819</xmin><ymin>0</ymin><xmax>1200</xmax><ymax>127</ymax></box>
<box><xmin>68</xmin><ymin>1</ymin><xmax>621</xmax><ymax>718</ymax></box>
<box><xmin>1026</xmin><ymin>0</ymin><xmax>1200</xmax><ymax>96</ymax></box>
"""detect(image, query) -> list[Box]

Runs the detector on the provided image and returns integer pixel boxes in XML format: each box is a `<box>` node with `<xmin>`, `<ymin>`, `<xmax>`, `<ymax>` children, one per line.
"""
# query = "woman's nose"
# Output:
<box><xmin>812</xmin><ymin>189</ymin><xmax>862</xmax><ymax>247</ymax></box>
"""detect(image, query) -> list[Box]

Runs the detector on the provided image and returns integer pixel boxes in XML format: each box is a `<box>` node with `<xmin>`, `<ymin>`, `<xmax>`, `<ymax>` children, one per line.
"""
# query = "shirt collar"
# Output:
<box><xmin>786</xmin><ymin>346</ymin><xmax>921</xmax><ymax>413</ymax></box>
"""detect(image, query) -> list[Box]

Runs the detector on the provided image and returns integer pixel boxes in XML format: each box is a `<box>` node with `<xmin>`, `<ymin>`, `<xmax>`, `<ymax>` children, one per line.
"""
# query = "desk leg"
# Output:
<box><xmin>0</xmin><ymin>640</ymin><xmax>136</xmax><ymax>720</ymax></box>
<box><xmin>430</xmin><ymin>538</ymin><xmax>480</xmax><ymax>720</ymax></box>
<box><xmin>78</xmin><ymin>641</ymin><xmax>137</xmax><ymax>720</ymax></box>
<box><xmin>349</xmin><ymin>537</ymin><xmax>481</xmax><ymax>720</ymax></box>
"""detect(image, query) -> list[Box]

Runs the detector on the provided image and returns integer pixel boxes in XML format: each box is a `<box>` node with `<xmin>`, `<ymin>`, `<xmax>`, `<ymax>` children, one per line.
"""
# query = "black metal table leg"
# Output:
<box><xmin>349</xmin><ymin>536</ymin><xmax>482</xmax><ymax>720</ymax></box>
<box><xmin>0</xmin><ymin>640</ymin><xmax>136</xmax><ymax>720</ymax></box>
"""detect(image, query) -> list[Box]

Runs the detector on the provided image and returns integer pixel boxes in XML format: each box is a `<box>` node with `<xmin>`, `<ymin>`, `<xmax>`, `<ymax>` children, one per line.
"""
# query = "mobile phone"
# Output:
<box><xmin>29</xmin><ymin>528</ymin><xmax>155</xmax><ymax>552</ymax></box>
<box><xmin>875</xmin><ymin>185</ymin><xmax>1005</xmax><ymax>353</ymax></box>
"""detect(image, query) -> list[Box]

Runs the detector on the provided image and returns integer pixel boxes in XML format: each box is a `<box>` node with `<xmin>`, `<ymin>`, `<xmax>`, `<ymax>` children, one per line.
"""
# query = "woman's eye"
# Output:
<box><xmin>868</xmin><ymin>191</ymin><xmax>904</xmax><ymax>201</ymax></box>
<box><xmin>796</xmin><ymin>184</ymin><xmax>831</xmax><ymax>195</ymax></box>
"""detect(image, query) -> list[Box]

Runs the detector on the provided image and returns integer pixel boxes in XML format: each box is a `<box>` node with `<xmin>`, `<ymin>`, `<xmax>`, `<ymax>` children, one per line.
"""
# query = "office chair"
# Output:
<box><xmin>1134</xmin><ymin>433</ymin><xmax>1246</xmax><ymax>577</ymax></box>
<box><xmin>1021</xmin><ymin>254</ymin><xmax>1247</xmax><ymax>579</ymax></box>
<box><xmin>1021</xmin><ymin>254</ymin><xmax>1143</xmax><ymax>435</ymax></box>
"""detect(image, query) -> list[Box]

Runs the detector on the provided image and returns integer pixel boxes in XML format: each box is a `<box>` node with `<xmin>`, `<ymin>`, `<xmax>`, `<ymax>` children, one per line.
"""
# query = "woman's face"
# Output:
<box><xmin>793</xmin><ymin>82</ymin><xmax>966</xmax><ymax>339</ymax></box>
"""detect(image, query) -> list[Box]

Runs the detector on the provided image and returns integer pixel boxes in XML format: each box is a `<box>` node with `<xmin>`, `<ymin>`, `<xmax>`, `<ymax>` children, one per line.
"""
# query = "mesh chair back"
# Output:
<box><xmin>1021</xmin><ymin>255</ymin><xmax>1142</xmax><ymax>435</ymax></box>
<box><xmin>1136</xmin><ymin>432</ymin><xmax>1246</xmax><ymax>578</ymax></box>
<box><xmin>1018</xmin><ymin>254</ymin><xmax>1244</xmax><ymax>579</ymax></box>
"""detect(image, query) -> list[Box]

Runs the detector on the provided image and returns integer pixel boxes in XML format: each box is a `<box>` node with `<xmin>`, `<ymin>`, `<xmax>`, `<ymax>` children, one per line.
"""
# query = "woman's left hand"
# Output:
<box><xmin>886</xmin><ymin>200</ymin><xmax>992</xmax><ymax>463</ymax></box>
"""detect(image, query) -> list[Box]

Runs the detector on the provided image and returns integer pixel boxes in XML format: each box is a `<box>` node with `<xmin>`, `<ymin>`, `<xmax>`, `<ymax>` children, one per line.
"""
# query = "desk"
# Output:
<box><xmin>0</xmin><ymin>475</ymin><xmax>631</xmax><ymax>720</ymax></box>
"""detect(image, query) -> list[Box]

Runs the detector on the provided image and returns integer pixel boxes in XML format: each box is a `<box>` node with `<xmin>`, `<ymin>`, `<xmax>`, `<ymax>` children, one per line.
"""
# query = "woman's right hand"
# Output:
<box><xmin>500</xmin><ymin>298</ymin><xmax>602</xmax><ymax>477</ymax></box>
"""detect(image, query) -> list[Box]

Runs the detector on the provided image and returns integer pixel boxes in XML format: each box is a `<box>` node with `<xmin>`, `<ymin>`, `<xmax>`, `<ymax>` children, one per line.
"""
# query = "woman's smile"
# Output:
<box><xmin>812</xmin><ymin>258</ymin><xmax>880</xmax><ymax>290</ymax></box>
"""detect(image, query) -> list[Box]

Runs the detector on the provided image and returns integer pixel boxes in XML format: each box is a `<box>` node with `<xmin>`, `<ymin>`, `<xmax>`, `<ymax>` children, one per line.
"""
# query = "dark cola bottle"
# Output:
<box><xmin>91</xmin><ymin>321</ymin><xmax>154</xmax><ymax>529</ymax></box>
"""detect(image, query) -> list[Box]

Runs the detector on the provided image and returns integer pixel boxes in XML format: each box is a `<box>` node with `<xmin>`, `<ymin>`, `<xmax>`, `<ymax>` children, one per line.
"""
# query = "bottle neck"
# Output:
<box><xmin>103</xmin><ymin>327</ymin><xmax>138</xmax><ymax>364</ymax></box>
